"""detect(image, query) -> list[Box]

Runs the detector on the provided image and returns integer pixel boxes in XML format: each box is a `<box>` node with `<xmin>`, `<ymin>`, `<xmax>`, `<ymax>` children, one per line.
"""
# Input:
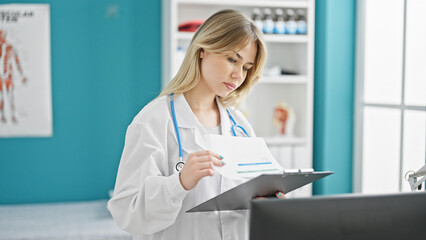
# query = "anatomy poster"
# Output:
<box><xmin>0</xmin><ymin>5</ymin><xmax>52</xmax><ymax>137</ymax></box>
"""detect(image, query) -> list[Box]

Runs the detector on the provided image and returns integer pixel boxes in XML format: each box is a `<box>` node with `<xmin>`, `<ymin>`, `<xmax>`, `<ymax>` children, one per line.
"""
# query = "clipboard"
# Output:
<box><xmin>187</xmin><ymin>171</ymin><xmax>333</xmax><ymax>212</ymax></box>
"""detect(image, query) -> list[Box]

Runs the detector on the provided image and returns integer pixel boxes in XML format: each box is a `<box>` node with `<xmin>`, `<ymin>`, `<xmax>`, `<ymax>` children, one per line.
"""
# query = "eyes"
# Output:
<box><xmin>228</xmin><ymin>57</ymin><xmax>252</xmax><ymax>71</ymax></box>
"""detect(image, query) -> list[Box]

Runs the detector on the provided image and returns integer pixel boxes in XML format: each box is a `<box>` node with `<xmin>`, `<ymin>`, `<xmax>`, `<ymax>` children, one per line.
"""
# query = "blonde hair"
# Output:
<box><xmin>160</xmin><ymin>9</ymin><xmax>267</xmax><ymax>108</ymax></box>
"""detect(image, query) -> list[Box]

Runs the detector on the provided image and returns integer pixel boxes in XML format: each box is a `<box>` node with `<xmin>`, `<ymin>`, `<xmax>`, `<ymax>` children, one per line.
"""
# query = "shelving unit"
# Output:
<box><xmin>259</xmin><ymin>75</ymin><xmax>308</xmax><ymax>84</ymax></box>
<box><xmin>177</xmin><ymin>31</ymin><xmax>309</xmax><ymax>42</ymax></box>
<box><xmin>162</xmin><ymin>0</ymin><xmax>315</xmax><ymax>197</ymax></box>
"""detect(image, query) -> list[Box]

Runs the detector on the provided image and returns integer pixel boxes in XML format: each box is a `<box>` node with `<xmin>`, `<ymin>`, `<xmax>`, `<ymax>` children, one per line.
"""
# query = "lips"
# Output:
<box><xmin>224</xmin><ymin>82</ymin><xmax>236</xmax><ymax>91</ymax></box>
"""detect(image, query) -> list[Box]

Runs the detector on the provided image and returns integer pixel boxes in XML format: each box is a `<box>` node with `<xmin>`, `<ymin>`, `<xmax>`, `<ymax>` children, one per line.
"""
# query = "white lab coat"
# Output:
<box><xmin>108</xmin><ymin>94</ymin><xmax>256</xmax><ymax>240</ymax></box>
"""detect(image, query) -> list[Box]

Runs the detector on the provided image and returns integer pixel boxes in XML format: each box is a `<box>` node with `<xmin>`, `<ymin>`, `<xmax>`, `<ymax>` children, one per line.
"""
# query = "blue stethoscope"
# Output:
<box><xmin>169</xmin><ymin>94</ymin><xmax>250</xmax><ymax>171</ymax></box>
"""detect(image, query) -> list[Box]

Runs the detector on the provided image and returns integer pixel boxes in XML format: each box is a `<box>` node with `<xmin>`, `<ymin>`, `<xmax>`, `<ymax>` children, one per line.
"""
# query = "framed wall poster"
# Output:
<box><xmin>0</xmin><ymin>4</ymin><xmax>52</xmax><ymax>137</ymax></box>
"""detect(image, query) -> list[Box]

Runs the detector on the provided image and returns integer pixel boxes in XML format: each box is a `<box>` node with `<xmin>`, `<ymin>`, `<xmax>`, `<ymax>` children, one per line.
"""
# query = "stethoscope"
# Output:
<box><xmin>169</xmin><ymin>94</ymin><xmax>250</xmax><ymax>171</ymax></box>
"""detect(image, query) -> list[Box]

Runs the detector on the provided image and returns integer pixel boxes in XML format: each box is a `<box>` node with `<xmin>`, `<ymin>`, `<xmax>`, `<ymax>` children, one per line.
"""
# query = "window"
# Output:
<box><xmin>354</xmin><ymin>0</ymin><xmax>426</xmax><ymax>193</ymax></box>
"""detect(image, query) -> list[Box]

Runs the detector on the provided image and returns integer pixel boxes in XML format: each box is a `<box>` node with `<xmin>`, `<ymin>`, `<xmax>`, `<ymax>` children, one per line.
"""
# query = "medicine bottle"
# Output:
<box><xmin>273</xmin><ymin>9</ymin><xmax>285</xmax><ymax>34</ymax></box>
<box><xmin>296</xmin><ymin>9</ymin><xmax>307</xmax><ymax>34</ymax></box>
<box><xmin>252</xmin><ymin>8</ymin><xmax>263</xmax><ymax>31</ymax></box>
<box><xmin>263</xmin><ymin>8</ymin><xmax>274</xmax><ymax>34</ymax></box>
<box><xmin>285</xmin><ymin>9</ymin><xmax>297</xmax><ymax>34</ymax></box>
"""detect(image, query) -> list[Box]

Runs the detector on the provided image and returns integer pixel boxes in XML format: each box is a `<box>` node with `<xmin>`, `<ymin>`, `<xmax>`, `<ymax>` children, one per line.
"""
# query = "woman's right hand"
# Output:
<box><xmin>179</xmin><ymin>150</ymin><xmax>225</xmax><ymax>190</ymax></box>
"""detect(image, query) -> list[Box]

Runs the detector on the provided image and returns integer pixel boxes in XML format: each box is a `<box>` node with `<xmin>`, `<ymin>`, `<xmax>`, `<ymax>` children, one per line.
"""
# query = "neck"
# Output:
<box><xmin>184</xmin><ymin>84</ymin><xmax>216</xmax><ymax>112</ymax></box>
<box><xmin>184</xmin><ymin>82</ymin><xmax>221</xmax><ymax>127</ymax></box>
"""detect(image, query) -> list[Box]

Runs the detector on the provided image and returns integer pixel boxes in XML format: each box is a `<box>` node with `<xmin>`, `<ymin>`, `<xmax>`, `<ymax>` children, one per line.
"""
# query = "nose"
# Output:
<box><xmin>231</xmin><ymin>67</ymin><xmax>244</xmax><ymax>82</ymax></box>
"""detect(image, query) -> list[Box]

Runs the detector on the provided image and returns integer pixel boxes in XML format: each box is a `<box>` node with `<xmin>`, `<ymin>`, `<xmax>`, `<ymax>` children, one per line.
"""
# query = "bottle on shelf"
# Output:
<box><xmin>273</xmin><ymin>9</ymin><xmax>285</xmax><ymax>34</ymax></box>
<box><xmin>262</xmin><ymin>8</ymin><xmax>274</xmax><ymax>34</ymax></box>
<box><xmin>296</xmin><ymin>9</ymin><xmax>307</xmax><ymax>34</ymax></box>
<box><xmin>251</xmin><ymin>8</ymin><xmax>264</xmax><ymax>32</ymax></box>
<box><xmin>285</xmin><ymin>9</ymin><xmax>297</xmax><ymax>34</ymax></box>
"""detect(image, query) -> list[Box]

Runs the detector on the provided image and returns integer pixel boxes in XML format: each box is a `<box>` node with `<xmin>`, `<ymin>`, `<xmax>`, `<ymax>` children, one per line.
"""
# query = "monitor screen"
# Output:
<box><xmin>250</xmin><ymin>192</ymin><xmax>426</xmax><ymax>240</ymax></box>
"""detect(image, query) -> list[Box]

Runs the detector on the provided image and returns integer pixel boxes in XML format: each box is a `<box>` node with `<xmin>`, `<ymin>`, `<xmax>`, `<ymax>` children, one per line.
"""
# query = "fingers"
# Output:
<box><xmin>189</xmin><ymin>151</ymin><xmax>225</xmax><ymax>167</ymax></box>
<box><xmin>253</xmin><ymin>192</ymin><xmax>286</xmax><ymax>200</ymax></box>
<box><xmin>276</xmin><ymin>192</ymin><xmax>286</xmax><ymax>199</ymax></box>
<box><xmin>192</xmin><ymin>150</ymin><xmax>223</xmax><ymax>160</ymax></box>
<box><xmin>198</xmin><ymin>155</ymin><xmax>225</xmax><ymax>166</ymax></box>
<box><xmin>198</xmin><ymin>161</ymin><xmax>214</xmax><ymax>170</ymax></box>
<box><xmin>199</xmin><ymin>168</ymin><xmax>214</xmax><ymax>177</ymax></box>
<box><xmin>179</xmin><ymin>150</ymin><xmax>225</xmax><ymax>190</ymax></box>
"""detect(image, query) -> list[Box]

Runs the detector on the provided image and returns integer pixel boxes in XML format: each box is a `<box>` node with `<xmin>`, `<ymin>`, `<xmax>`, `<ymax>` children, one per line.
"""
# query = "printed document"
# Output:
<box><xmin>209</xmin><ymin>135</ymin><xmax>283</xmax><ymax>179</ymax></box>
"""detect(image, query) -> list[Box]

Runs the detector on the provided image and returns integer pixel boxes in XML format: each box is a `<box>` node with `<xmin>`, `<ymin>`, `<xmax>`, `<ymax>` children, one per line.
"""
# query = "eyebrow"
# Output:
<box><xmin>235</xmin><ymin>52</ymin><xmax>254</xmax><ymax>66</ymax></box>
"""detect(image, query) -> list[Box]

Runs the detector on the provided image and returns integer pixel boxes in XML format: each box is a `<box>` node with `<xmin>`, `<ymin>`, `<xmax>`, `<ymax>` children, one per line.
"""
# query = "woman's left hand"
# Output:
<box><xmin>255</xmin><ymin>191</ymin><xmax>286</xmax><ymax>200</ymax></box>
<box><xmin>275</xmin><ymin>191</ymin><xmax>286</xmax><ymax>199</ymax></box>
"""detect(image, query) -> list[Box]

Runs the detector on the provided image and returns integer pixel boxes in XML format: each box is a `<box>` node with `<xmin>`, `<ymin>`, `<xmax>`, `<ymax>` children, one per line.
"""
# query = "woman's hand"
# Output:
<box><xmin>179</xmin><ymin>150</ymin><xmax>225</xmax><ymax>190</ymax></box>
<box><xmin>255</xmin><ymin>191</ymin><xmax>286</xmax><ymax>200</ymax></box>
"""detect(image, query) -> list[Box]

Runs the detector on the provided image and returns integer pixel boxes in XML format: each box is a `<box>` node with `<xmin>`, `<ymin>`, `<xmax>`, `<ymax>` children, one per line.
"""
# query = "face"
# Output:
<box><xmin>199</xmin><ymin>41</ymin><xmax>257</xmax><ymax>97</ymax></box>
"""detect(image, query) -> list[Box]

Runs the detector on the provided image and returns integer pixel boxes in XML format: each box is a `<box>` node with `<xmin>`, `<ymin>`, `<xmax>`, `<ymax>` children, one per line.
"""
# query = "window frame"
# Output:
<box><xmin>354</xmin><ymin>0</ymin><xmax>426</xmax><ymax>193</ymax></box>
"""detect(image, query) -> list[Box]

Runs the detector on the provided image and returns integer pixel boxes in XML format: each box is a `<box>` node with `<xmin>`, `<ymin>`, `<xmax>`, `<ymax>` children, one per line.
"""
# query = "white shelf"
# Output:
<box><xmin>177</xmin><ymin>0</ymin><xmax>309</xmax><ymax>8</ymax></box>
<box><xmin>177</xmin><ymin>32</ymin><xmax>308</xmax><ymax>43</ymax></box>
<box><xmin>264</xmin><ymin>34</ymin><xmax>308</xmax><ymax>43</ymax></box>
<box><xmin>264</xmin><ymin>136</ymin><xmax>307</xmax><ymax>146</ymax></box>
<box><xmin>258</xmin><ymin>75</ymin><xmax>307</xmax><ymax>84</ymax></box>
<box><xmin>176</xmin><ymin>32</ymin><xmax>194</xmax><ymax>40</ymax></box>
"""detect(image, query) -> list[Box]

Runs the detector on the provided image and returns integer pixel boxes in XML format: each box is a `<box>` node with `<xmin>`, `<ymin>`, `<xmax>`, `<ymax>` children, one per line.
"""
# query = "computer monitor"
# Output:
<box><xmin>250</xmin><ymin>192</ymin><xmax>426</xmax><ymax>240</ymax></box>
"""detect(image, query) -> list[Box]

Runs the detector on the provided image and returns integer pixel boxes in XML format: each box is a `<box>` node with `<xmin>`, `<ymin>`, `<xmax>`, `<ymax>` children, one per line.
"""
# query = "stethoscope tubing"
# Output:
<box><xmin>226</xmin><ymin>109</ymin><xmax>250</xmax><ymax>137</ymax></box>
<box><xmin>170</xmin><ymin>94</ymin><xmax>183</xmax><ymax>163</ymax></box>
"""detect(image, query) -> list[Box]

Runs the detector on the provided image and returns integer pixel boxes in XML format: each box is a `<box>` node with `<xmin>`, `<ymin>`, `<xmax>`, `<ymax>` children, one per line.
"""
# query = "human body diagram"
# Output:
<box><xmin>0</xmin><ymin>30</ymin><xmax>27</xmax><ymax>124</ymax></box>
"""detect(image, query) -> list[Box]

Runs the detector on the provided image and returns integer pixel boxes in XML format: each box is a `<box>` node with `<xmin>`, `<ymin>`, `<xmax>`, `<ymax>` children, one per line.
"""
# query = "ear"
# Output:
<box><xmin>200</xmin><ymin>49</ymin><xmax>204</xmax><ymax>59</ymax></box>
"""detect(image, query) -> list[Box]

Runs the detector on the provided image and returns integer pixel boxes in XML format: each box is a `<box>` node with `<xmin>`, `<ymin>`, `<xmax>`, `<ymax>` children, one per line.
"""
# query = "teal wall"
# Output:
<box><xmin>0</xmin><ymin>0</ymin><xmax>355</xmax><ymax>204</ymax></box>
<box><xmin>313</xmin><ymin>0</ymin><xmax>356</xmax><ymax>195</ymax></box>
<box><xmin>0</xmin><ymin>0</ymin><xmax>161</xmax><ymax>204</ymax></box>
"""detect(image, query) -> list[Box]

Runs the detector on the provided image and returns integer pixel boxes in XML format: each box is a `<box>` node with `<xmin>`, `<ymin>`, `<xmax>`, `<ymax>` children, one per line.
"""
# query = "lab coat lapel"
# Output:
<box><xmin>216</xmin><ymin>97</ymin><xmax>232</xmax><ymax>137</ymax></box>
<box><xmin>173</xmin><ymin>94</ymin><xmax>210</xmax><ymax>151</ymax></box>
<box><xmin>173</xmin><ymin>94</ymin><xmax>195</xmax><ymax>129</ymax></box>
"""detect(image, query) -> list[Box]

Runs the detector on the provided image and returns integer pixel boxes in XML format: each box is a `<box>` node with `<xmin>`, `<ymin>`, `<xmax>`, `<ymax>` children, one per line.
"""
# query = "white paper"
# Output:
<box><xmin>209</xmin><ymin>135</ymin><xmax>283</xmax><ymax>179</ymax></box>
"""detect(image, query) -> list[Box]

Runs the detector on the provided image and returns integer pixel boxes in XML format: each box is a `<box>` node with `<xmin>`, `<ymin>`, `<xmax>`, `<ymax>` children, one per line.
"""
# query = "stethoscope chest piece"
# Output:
<box><xmin>175</xmin><ymin>161</ymin><xmax>185</xmax><ymax>172</ymax></box>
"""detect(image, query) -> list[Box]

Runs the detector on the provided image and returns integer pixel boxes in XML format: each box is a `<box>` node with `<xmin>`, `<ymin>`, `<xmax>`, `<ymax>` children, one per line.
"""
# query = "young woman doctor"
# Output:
<box><xmin>108</xmin><ymin>9</ymin><xmax>285</xmax><ymax>240</ymax></box>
